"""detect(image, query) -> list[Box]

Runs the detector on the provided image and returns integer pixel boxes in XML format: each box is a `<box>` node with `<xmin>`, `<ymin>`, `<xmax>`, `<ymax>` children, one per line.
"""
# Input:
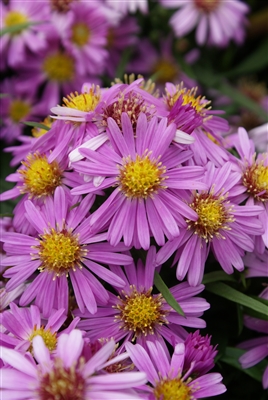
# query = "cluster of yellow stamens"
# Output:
<box><xmin>194</xmin><ymin>0</ymin><xmax>220</xmax><ymax>13</ymax></box>
<box><xmin>31</xmin><ymin>117</ymin><xmax>53</xmax><ymax>138</ymax></box>
<box><xmin>151</xmin><ymin>59</ymin><xmax>178</xmax><ymax>84</ymax></box>
<box><xmin>38</xmin><ymin>358</ymin><xmax>86</xmax><ymax>400</ymax></box>
<box><xmin>28</xmin><ymin>326</ymin><xmax>57</xmax><ymax>352</ymax></box>
<box><xmin>9</xmin><ymin>99</ymin><xmax>31</xmax><ymax>123</ymax></box>
<box><xmin>42</xmin><ymin>51</ymin><xmax>75</xmax><ymax>82</ymax></box>
<box><xmin>242</xmin><ymin>157</ymin><xmax>268</xmax><ymax>202</ymax></box>
<box><xmin>71</xmin><ymin>22</ymin><xmax>90</xmax><ymax>47</ymax></box>
<box><xmin>117</xmin><ymin>152</ymin><xmax>167</xmax><ymax>199</ymax></box>
<box><xmin>115</xmin><ymin>285</ymin><xmax>169</xmax><ymax>337</ymax></box>
<box><xmin>154</xmin><ymin>376</ymin><xmax>192</xmax><ymax>400</ymax></box>
<box><xmin>187</xmin><ymin>189</ymin><xmax>235</xmax><ymax>241</ymax></box>
<box><xmin>36</xmin><ymin>227</ymin><xmax>87</xmax><ymax>278</ymax></box>
<box><xmin>165</xmin><ymin>83</ymin><xmax>211</xmax><ymax>119</ymax></box>
<box><xmin>4</xmin><ymin>10</ymin><xmax>28</xmax><ymax>34</ymax></box>
<box><xmin>19</xmin><ymin>153</ymin><xmax>62</xmax><ymax>198</ymax></box>
<box><xmin>62</xmin><ymin>87</ymin><xmax>100</xmax><ymax>112</ymax></box>
<box><xmin>112</xmin><ymin>73</ymin><xmax>159</xmax><ymax>97</ymax></box>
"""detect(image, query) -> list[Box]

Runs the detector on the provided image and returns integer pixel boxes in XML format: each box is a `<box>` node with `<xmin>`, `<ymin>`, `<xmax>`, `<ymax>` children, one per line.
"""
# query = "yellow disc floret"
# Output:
<box><xmin>19</xmin><ymin>153</ymin><xmax>62</xmax><ymax>198</ymax></box>
<box><xmin>4</xmin><ymin>11</ymin><xmax>28</xmax><ymax>34</ymax></box>
<box><xmin>38</xmin><ymin>358</ymin><xmax>86</xmax><ymax>400</ymax></box>
<box><xmin>243</xmin><ymin>158</ymin><xmax>268</xmax><ymax>202</ymax></box>
<box><xmin>28</xmin><ymin>326</ymin><xmax>57</xmax><ymax>352</ymax></box>
<box><xmin>187</xmin><ymin>191</ymin><xmax>235</xmax><ymax>241</ymax></box>
<box><xmin>31</xmin><ymin>117</ymin><xmax>53</xmax><ymax>138</ymax></box>
<box><xmin>71</xmin><ymin>22</ymin><xmax>90</xmax><ymax>47</ymax></box>
<box><xmin>115</xmin><ymin>286</ymin><xmax>169</xmax><ymax>337</ymax></box>
<box><xmin>9</xmin><ymin>99</ymin><xmax>31</xmax><ymax>123</ymax></box>
<box><xmin>42</xmin><ymin>52</ymin><xmax>74</xmax><ymax>82</ymax></box>
<box><xmin>37</xmin><ymin>228</ymin><xmax>87</xmax><ymax>277</ymax></box>
<box><xmin>151</xmin><ymin>59</ymin><xmax>178</xmax><ymax>84</ymax></box>
<box><xmin>194</xmin><ymin>0</ymin><xmax>220</xmax><ymax>13</ymax></box>
<box><xmin>154</xmin><ymin>377</ymin><xmax>191</xmax><ymax>400</ymax></box>
<box><xmin>118</xmin><ymin>152</ymin><xmax>166</xmax><ymax>199</ymax></box>
<box><xmin>62</xmin><ymin>87</ymin><xmax>100</xmax><ymax>112</ymax></box>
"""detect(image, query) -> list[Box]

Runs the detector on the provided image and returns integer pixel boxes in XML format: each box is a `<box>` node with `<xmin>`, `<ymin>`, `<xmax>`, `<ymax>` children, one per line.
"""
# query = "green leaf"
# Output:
<box><xmin>236</xmin><ymin>304</ymin><xmax>244</xmax><ymax>336</ymax></box>
<box><xmin>226</xmin><ymin>38</ymin><xmax>268</xmax><ymax>77</ymax></box>
<box><xmin>206</xmin><ymin>282</ymin><xmax>268</xmax><ymax>318</ymax></box>
<box><xmin>23</xmin><ymin>121</ymin><xmax>51</xmax><ymax>131</ymax></box>
<box><xmin>154</xmin><ymin>271</ymin><xmax>185</xmax><ymax>316</ymax></box>
<box><xmin>216</xmin><ymin>82</ymin><xmax>268</xmax><ymax>121</ymax></box>
<box><xmin>0</xmin><ymin>21</ymin><xmax>46</xmax><ymax>37</ymax></box>
<box><xmin>202</xmin><ymin>271</ymin><xmax>236</xmax><ymax>284</ymax></box>
<box><xmin>220</xmin><ymin>347</ymin><xmax>265</xmax><ymax>382</ymax></box>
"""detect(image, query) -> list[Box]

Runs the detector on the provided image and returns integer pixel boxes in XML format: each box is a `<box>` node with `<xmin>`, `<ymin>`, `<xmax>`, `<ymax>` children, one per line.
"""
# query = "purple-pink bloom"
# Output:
<box><xmin>156</xmin><ymin>162</ymin><xmax>264</xmax><ymax>285</ymax></box>
<box><xmin>0</xmin><ymin>329</ymin><xmax>147</xmax><ymax>399</ymax></box>
<box><xmin>75</xmin><ymin>246</ymin><xmax>209</xmax><ymax>347</ymax></box>
<box><xmin>2</xmin><ymin>186</ymin><xmax>132</xmax><ymax>317</ymax></box>
<box><xmin>71</xmin><ymin>112</ymin><xmax>207</xmax><ymax>250</ymax></box>
<box><xmin>126</xmin><ymin>340</ymin><xmax>226</xmax><ymax>399</ymax></box>
<box><xmin>161</xmin><ymin>0</ymin><xmax>249</xmax><ymax>47</ymax></box>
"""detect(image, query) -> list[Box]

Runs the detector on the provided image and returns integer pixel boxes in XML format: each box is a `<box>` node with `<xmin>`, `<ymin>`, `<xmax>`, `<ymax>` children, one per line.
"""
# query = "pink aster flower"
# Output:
<box><xmin>105</xmin><ymin>0</ymin><xmax>148</xmax><ymax>14</ymax></box>
<box><xmin>1</xmin><ymin>330</ymin><xmax>147</xmax><ymax>399</ymax></box>
<box><xmin>161</xmin><ymin>0</ymin><xmax>249</xmax><ymax>47</ymax></box>
<box><xmin>126</xmin><ymin>340</ymin><xmax>226</xmax><ymax>399</ymax></box>
<box><xmin>156</xmin><ymin>162</ymin><xmax>264</xmax><ymax>286</ymax></box>
<box><xmin>71</xmin><ymin>112</ymin><xmax>207</xmax><ymax>250</ymax></box>
<box><xmin>75</xmin><ymin>246</ymin><xmax>209</xmax><ymax>347</ymax></box>
<box><xmin>1</xmin><ymin>302</ymin><xmax>79</xmax><ymax>352</ymax></box>
<box><xmin>0</xmin><ymin>283</ymin><xmax>26</xmax><ymax>312</ymax></box>
<box><xmin>0</xmin><ymin>0</ymin><xmax>51</xmax><ymax>68</ymax></box>
<box><xmin>243</xmin><ymin>250</ymin><xmax>268</xmax><ymax>278</ymax></box>
<box><xmin>238</xmin><ymin>288</ymin><xmax>268</xmax><ymax>389</ymax></box>
<box><xmin>56</xmin><ymin>1</ymin><xmax>108</xmax><ymax>76</ymax></box>
<box><xmin>2</xmin><ymin>186</ymin><xmax>132</xmax><ymax>317</ymax></box>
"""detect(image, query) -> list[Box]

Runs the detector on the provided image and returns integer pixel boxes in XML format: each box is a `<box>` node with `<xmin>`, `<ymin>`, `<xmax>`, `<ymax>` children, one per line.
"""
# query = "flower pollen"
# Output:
<box><xmin>9</xmin><ymin>99</ymin><xmax>31</xmax><ymax>123</ymax></box>
<box><xmin>63</xmin><ymin>87</ymin><xmax>100</xmax><ymax>112</ymax></box>
<box><xmin>4</xmin><ymin>10</ymin><xmax>28</xmax><ymax>34</ymax></box>
<box><xmin>37</xmin><ymin>227</ymin><xmax>87</xmax><ymax>277</ymax></box>
<box><xmin>187</xmin><ymin>191</ymin><xmax>235</xmax><ymax>241</ymax></box>
<box><xmin>50</xmin><ymin>0</ymin><xmax>74</xmax><ymax>13</ymax></box>
<box><xmin>243</xmin><ymin>158</ymin><xmax>268</xmax><ymax>202</ymax></box>
<box><xmin>38</xmin><ymin>358</ymin><xmax>86</xmax><ymax>400</ymax></box>
<box><xmin>71</xmin><ymin>22</ymin><xmax>90</xmax><ymax>47</ymax></box>
<box><xmin>19</xmin><ymin>153</ymin><xmax>62</xmax><ymax>198</ymax></box>
<box><xmin>194</xmin><ymin>0</ymin><xmax>220</xmax><ymax>13</ymax></box>
<box><xmin>29</xmin><ymin>326</ymin><xmax>57</xmax><ymax>352</ymax></box>
<box><xmin>42</xmin><ymin>52</ymin><xmax>74</xmax><ymax>82</ymax></box>
<box><xmin>118</xmin><ymin>152</ymin><xmax>167</xmax><ymax>199</ymax></box>
<box><xmin>151</xmin><ymin>59</ymin><xmax>178</xmax><ymax>83</ymax></box>
<box><xmin>154</xmin><ymin>377</ymin><xmax>191</xmax><ymax>400</ymax></box>
<box><xmin>115</xmin><ymin>286</ymin><xmax>169</xmax><ymax>337</ymax></box>
<box><xmin>32</xmin><ymin>117</ymin><xmax>53</xmax><ymax>138</ymax></box>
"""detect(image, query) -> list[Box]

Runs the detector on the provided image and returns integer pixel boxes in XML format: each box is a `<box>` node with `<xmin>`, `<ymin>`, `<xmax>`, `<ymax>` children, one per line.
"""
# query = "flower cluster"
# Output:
<box><xmin>1</xmin><ymin>0</ymin><xmax>267</xmax><ymax>398</ymax></box>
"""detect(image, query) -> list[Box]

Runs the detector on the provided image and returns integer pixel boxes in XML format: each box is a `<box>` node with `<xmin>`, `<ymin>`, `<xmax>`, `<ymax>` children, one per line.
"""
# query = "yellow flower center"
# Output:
<box><xmin>37</xmin><ymin>228</ymin><xmax>87</xmax><ymax>277</ymax></box>
<box><xmin>71</xmin><ymin>22</ymin><xmax>90</xmax><ymax>47</ymax></box>
<box><xmin>9</xmin><ymin>99</ymin><xmax>31</xmax><ymax>123</ymax></box>
<box><xmin>154</xmin><ymin>377</ymin><xmax>191</xmax><ymax>400</ymax></box>
<box><xmin>42</xmin><ymin>52</ymin><xmax>75</xmax><ymax>82</ymax></box>
<box><xmin>165</xmin><ymin>84</ymin><xmax>211</xmax><ymax>120</ymax></box>
<box><xmin>4</xmin><ymin>10</ymin><xmax>28</xmax><ymax>34</ymax></box>
<box><xmin>194</xmin><ymin>0</ymin><xmax>220</xmax><ymax>13</ymax></box>
<box><xmin>31</xmin><ymin>117</ymin><xmax>53</xmax><ymax>138</ymax></box>
<box><xmin>151</xmin><ymin>59</ymin><xmax>178</xmax><ymax>84</ymax></box>
<box><xmin>39</xmin><ymin>358</ymin><xmax>86</xmax><ymax>400</ymax></box>
<box><xmin>115</xmin><ymin>286</ymin><xmax>169</xmax><ymax>337</ymax></box>
<box><xmin>118</xmin><ymin>153</ymin><xmax>166</xmax><ymax>199</ymax></box>
<box><xmin>28</xmin><ymin>326</ymin><xmax>57</xmax><ymax>352</ymax></box>
<box><xmin>62</xmin><ymin>88</ymin><xmax>100</xmax><ymax>112</ymax></box>
<box><xmin>187</xmin><ymin>192</ymin><xmax>235</xmax><ymax>241</ymax></box>
<box><xmin>19</xmin><ymin>153</ymin><xmax>62</xmax><ymax>198</ymax></box>
<box><xmin>243</xmin><ymin>159</ymin><xmax>268</xmax><ymax>202</ymax></box>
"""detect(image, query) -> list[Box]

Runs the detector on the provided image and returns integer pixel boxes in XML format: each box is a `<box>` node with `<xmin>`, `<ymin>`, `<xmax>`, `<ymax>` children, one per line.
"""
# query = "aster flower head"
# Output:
<box><xmin>2</xmin><ymin>186</ymin><xmax>132</xmax><ymax>317</ymax></box>
<box><xmin>156</xmin><ymin>162</ymin><xmax>264</xmax><ymax>285</ymax></box>
<box><xmin>71</xmin><ymin>112</ymin><xmax>207</xmax><ymax>250</ymax></box>
<box><xmin>126</xmin><ymin>340</ymin><xmax>226</xmax><ymax>399</ymax></box>
<box><xmin>0</xmin><ymin>0</ymin><xmax>51</xmax><ymax>68</ymax></box>
<box><xmin>76</xmin><ymin>246</ymin><xmax>210</xmax><ymax>347</ymax></box>
<box><xmin>0</xmin><ymin>283</ymin><xmax>26</xmax><ymax>312</ymax></box>
<box><xmin>238</xmin><ymin>287</ymin><xmax>268</xmax><ymax>389</ymax></box>
<box><xmin>1</xmin><ymin>329</ymin><xmax>147</xmax><ymax>399</ymax></box>
<box><xmin>1</xmin><ymin>302</ymin><xmax>79</xmax><ymax>353</ymax></box>
<box><xmin>161</xmin><ymin>0</ymin><xmax>250</xmax><ymax>47</ymax></box>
